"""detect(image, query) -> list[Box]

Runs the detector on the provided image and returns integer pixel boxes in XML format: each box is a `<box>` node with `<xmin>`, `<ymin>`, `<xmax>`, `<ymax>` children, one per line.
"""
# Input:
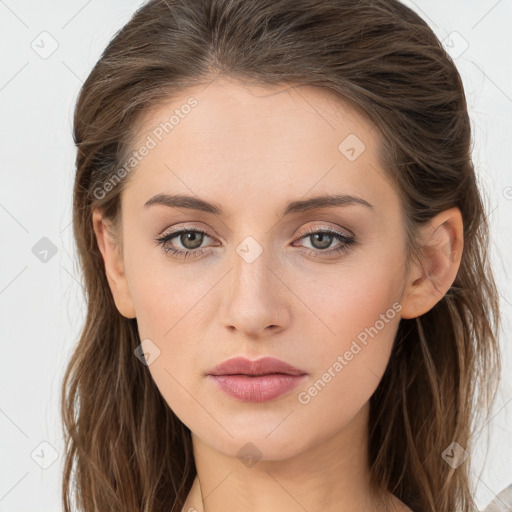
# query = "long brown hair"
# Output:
<box><xmin>61</xmin><ymin>1</ymin><xmax>502</xmax><ymax>511</ymax></box>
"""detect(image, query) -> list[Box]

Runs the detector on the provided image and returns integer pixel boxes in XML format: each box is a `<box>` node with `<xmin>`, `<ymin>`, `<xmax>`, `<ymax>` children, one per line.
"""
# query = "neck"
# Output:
<box><xmin>182</xmin><ymin>402</ymin><xmax>401</xmax><ymax>512</ymax></box>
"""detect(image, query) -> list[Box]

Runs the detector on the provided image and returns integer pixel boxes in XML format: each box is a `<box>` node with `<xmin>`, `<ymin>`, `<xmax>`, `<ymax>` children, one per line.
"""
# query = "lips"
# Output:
<box><xmin>207</xmin><ymin>356</ymin><xmax>307</xmax><ymax>377</ymax></box>
<box><xmin>206</xmin><ymin>356</ymin><xmax>308</xmax><ymax>402</ymax></box>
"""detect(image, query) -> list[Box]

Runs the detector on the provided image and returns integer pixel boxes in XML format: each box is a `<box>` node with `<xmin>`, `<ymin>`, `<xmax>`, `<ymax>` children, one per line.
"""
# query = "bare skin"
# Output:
<box><xmin>93</xmin><ymin>76</ymin><xmax>463</xmax><ymax>512</ymax></box>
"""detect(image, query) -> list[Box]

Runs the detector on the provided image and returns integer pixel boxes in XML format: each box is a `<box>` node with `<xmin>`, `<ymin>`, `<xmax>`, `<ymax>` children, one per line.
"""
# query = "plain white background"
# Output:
<box><xmin>0</xmin><ymin>1</ymin><xmax>511</xmax><ymax>510</ymax></box>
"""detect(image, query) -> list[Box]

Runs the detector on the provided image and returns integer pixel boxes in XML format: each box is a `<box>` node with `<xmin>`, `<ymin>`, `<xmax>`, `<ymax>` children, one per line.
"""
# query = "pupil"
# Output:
<box><xmin>182</xmin><ymin>232</ymin><xmax>202</xmax><ymax>249</ymax></box>
<box><xmin>312</xmin><ymin>233</ymin><xmax>332</xmax><ymax>249</ymax></box>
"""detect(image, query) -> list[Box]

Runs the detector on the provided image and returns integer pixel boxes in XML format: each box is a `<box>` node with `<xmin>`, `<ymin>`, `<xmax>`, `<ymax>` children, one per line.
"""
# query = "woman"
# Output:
<box><xmin>60</xmin><ymin>1</ymin><xmax>504</xmax><ymax>511</ymax></box>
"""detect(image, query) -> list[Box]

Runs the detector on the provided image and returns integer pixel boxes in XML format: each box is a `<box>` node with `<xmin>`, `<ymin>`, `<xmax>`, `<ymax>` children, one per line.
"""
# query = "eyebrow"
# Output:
<box><xmin>143</xmin><ymin>193</ymin><xmax>374</xmax><ymax>216</ymax></box>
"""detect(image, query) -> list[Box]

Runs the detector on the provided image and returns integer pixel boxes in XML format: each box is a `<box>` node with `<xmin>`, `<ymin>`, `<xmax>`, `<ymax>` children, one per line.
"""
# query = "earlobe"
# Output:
<box><xmin>92</xmin><ymin>209</ymin><xmax>136</xmax><ymax>319</ymax></box>
<box><xmin>400</xmin><ymin>207</ymin><xmax>464</xmax><ymax>319</ymax></box>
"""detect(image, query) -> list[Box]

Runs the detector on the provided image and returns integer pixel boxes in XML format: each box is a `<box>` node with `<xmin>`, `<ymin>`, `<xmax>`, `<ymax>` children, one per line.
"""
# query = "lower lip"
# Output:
<box><xmin>208</xmin><ymin>374</ymin><xmax>307</xmax><ymax>402</ymax></box>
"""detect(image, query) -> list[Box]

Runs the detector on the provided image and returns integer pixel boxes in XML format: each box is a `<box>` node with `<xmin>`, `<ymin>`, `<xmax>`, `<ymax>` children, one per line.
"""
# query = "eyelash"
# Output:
<box><xmin>154</xmin><ymin>226</ymin><xmax>357</xmax><ymax>259</ymax></box>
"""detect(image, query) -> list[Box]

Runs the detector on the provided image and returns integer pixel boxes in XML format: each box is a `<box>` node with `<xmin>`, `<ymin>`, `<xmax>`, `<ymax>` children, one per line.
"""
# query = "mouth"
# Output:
<box><xmin>206</xmin><ymin>356</ymin><xmax>308</xmax><ymax>402</ymax></box>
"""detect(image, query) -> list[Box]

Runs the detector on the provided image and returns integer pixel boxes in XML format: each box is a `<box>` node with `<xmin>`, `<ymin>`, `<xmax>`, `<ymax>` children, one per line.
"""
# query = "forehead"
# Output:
<box><xmin>124</xmin><ymin>77</ymin><xmax>396</xmax><ymax>216</ymax></box>
<box><xmin>134</xmin><ymin>77</ymin><xmax>377</xmax><ymax>154</ymax></box>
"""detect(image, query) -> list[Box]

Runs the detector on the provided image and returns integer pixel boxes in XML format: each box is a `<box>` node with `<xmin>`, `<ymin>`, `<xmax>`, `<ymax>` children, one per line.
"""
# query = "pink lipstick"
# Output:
<box><xmin>207</xmin><ymin>356</ymin><xmax>308</xmax><ymax>402</ymax></box>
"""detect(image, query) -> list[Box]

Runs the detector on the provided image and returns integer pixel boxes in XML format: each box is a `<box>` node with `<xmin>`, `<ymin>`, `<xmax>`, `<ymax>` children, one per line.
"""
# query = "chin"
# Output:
<box><xmin>196</xmin><ymin>423</ymin><xmax>312</xmax><ymax>464</ymax></box>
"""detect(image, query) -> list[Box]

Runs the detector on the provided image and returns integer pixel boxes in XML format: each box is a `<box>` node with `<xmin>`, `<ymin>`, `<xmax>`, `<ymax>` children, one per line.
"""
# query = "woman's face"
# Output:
<box><xmin>114</xmin><ymin>77</ymin><xmax>411</xmax><ymax>460</ymax></box>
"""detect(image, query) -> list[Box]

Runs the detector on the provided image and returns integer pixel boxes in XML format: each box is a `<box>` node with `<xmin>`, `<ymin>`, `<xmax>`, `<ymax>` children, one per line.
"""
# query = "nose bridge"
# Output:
<box><xmin>221</xmin><ymin>231</ymin><xmax>290</xmax><ymax>334</ymax></box>
<box><xmin>230</xmin><ymin>233</ymin><xmax>275</xmax><ymax>303</ymax></box>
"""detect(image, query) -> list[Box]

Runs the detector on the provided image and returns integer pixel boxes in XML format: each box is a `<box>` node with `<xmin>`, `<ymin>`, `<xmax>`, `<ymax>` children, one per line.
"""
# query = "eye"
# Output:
<box><xmin>154</xmin><ymin>226</ymin><xmax>358</xmax><ymax>259</ymax></box>
<box><xmin>155</xmin><ymin>228</ymin><xmax>215</xmax><ymax>258</ymax></box>
<box><xmin>292</xmin><ymin>227</ymin><xmax>357</xmax><ymax>257</ymax></box>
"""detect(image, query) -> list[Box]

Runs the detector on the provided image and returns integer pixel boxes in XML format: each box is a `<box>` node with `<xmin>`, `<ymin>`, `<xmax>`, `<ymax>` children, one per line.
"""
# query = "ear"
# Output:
<box><xmin>400</xmin><ymin>207</ymin><xmax>464</xmax><ymax>319</ymax></box>
<box><xmin>92</xmin><ymin>209</ymin><xmax>136</xmax><ymax>319</ymax></box>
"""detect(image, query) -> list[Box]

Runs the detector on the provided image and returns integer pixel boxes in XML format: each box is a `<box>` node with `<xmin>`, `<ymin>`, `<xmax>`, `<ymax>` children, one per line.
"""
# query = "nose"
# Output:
<box><xmin>220</xmin><ymin>242</ymin><xmax>292</xmax><ymax>339</ymax></box>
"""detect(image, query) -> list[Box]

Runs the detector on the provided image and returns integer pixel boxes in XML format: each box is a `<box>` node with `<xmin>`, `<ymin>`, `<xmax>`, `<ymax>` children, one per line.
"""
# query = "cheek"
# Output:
<box><xmin>123</xmin><ymin>237</ymin><xmax>204</xmax><ymax>338</ymax></box>
<box><xmin>290</xmin><ymin>254</ymin><xmax>404</xmax><ymax>408</ymax></box>
<box><xmin>296</xmin><ymin>255</ymin><xmax>403</xmax><ymax>348</ymax></box>
<box><xmin>126</xmin><ymin>257</ymin><xmax>213</xmax><ymax>428</ymax></box>
<box><xmin>124</xmin><ymin>248</ymin><xmax>222</xmax><ymax>382</ymax></box>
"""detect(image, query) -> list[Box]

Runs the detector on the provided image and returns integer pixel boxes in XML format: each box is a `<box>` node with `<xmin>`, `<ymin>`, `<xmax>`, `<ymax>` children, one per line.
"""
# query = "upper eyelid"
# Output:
<box><xmin>159</xmin><ymin>226</ymin><xmax>214</xmax><ymax>240</ymax></box>
<box><xmin>298</xmin><ymin>225</ymin><xmax>353</xmax><ymax>238</ymax></box>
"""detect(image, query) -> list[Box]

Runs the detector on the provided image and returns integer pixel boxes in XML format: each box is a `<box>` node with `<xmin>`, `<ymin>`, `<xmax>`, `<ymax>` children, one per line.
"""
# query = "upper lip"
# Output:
<box><xmin>207</xmin><ymin>356</ymin><xmax>307</xmax><ymax>376</ymax></box>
